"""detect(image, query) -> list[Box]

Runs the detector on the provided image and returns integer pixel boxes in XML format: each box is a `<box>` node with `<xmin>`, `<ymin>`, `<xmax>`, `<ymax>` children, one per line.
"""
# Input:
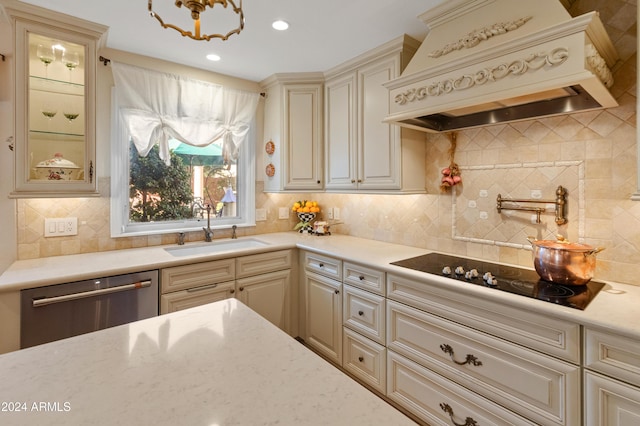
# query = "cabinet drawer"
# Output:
<box><xmin>387</xmin><ymin>351</ymin><xmax>537</xmax><ymax>426</ymax></box>
<box><xmin>343</xmin><ymin>285</ymin><xmax>385</xmax><ymax>344</ymax></box>
<box><xmin>303</xmin><ymin>252</ymin><xmax>342</xmax><ymax>281</ymax></box>
<box><xmin>387</xmin><ymin>273</ymin><xmax>581</xmax><ymax>363</ymax></box>
<box><xmin>387</xmin><ymin>300</ymin><xmax>580</xmax><ymax>426</ymax></box>
<box><xmin>161</xmin><ymin>259</ymin><xmax>235</xmax><ymax>294</ymax></box>
<box><xmin>584</xmin><ymin>370</ymin><xmax>640</xmax><ymax>426</ymax></box>
<box><xmin>343</xmin><ymin>328</ymin><xmax>386</xmax><ymax>394</ymax></box>
<box><xmin>343</xmin><ymin>262</ymin><xmax>385</xmax><ymax>295</ymax></box>
<box><xmin>160</xmin><ymin>281</ymin><xmax>235</xmax><ymax>314</ymax></box>
<box><xmin>236</xmin><ymin>249</ymin><xmax>291</xmax><ymax>278</ymax></box>
<box><xmin>584</xmin><ymin>328</ymin><xmax>640</xmax><ymax>387</ymax></box>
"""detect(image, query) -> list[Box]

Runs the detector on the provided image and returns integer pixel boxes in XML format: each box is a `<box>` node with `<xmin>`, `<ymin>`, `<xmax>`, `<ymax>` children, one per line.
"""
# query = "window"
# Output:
<box><xmin>108</xmin><ymin>62</ymin><xmax>258</xmax><ymax>238</ymax></box>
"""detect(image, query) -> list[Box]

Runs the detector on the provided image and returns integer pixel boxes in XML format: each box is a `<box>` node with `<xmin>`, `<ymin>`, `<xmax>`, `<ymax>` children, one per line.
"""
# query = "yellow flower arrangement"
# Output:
<box><xmin>291</xmin><ymin>200</ymin><xmax>320</xmax><ymax>214</ymax></box>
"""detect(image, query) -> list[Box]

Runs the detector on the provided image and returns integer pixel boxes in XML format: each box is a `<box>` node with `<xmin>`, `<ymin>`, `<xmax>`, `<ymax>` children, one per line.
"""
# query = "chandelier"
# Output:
<box><xmin>148</xmin><ymin>0</ymin><xmax>244</xmax><ymax>41</ymax></box>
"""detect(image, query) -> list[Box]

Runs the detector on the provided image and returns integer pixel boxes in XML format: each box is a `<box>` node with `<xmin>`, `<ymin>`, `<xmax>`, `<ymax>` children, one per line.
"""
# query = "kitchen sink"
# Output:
<box><xmin>164</xmin><ymin>238</ymin><xmax>270</xmax><ymax>257</ymax></box>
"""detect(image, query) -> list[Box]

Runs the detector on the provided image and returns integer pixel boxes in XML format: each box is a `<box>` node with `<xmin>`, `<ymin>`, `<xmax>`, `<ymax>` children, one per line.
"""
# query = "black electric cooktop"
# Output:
<box><xmin>391</xmin><ymin>253</ymin><xmax>605</xmax><ymax>310</ymax></box>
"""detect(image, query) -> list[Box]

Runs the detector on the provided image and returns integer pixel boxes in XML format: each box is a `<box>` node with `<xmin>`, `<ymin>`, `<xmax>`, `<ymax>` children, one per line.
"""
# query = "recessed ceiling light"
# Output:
<box><xmin>206</xmin><ymin>54</ymin><xmax>221</xmax><ymax>61</ymax></box>
<box><xmin>272</xmin><ymin>20</ymin><xmax>289</xmax><ymax>31</ymax></box>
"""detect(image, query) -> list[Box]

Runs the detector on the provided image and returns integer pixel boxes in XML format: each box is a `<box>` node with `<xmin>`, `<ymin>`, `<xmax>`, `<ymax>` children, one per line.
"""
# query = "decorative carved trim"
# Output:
<box><xmin>585</xmin><ymin>43</ymin><xmax>614</xmax><ymax>87</ymax></box>
<box><xmin>428</xmin><ymin>16</ymin><xmax>533</xmax><ymax>58</ymax></box>
<box><xmin>394</xmin><ymin>47</ymin><xmax>569</xmax><ymax>105</ymax></box>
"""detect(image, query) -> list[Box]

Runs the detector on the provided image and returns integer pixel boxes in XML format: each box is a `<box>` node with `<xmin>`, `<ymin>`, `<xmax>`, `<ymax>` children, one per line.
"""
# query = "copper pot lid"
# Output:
<box><xmin>528</xmin><ymin>235</ymin><xmax>604</xmax><ymax>253</ymax></box>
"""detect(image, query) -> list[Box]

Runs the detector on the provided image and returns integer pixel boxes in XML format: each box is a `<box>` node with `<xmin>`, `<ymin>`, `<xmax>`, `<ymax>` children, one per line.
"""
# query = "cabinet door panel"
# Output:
<box><xmin>585</xmin><ymin>371</ymin><xmax>640</xmax><ymax>426</ymax></box>
<box><xmin>236</xmin><ymin>269</ymin><xmax>291</xmax><ymax>333</ymax></box>
<box><xmin>325</xmin><ymin>73</ymin><xmax>356</xmax><ymax>189</ymax></box>
<box><xmin>305</xmin><ymin>271</ymin><xmax>342</xmax><ymax>364</ymax></box>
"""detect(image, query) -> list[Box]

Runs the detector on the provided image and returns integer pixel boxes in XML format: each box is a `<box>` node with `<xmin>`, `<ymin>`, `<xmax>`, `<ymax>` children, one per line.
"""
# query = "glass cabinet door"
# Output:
<box><xmin>9</xmin><ymin>10</ymin><xmax>102</xmax><ymax>197</ymax></box>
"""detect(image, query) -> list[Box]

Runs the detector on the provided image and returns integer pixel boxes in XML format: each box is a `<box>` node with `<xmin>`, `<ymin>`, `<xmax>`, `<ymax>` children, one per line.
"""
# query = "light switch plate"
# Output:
<box><xmin>44</xmin><ymin>217</ymin><xmax>78</xmax><ymax>237</ymax></box>
<box><xmin>255</xmin><ymin>208</ymin><xmax>267</xmax><ymax>221</ymax></box>
<box><xmin>278</xmin><ymin>207</ymin><xmax>289</xmax><ymax>220</ymax></box>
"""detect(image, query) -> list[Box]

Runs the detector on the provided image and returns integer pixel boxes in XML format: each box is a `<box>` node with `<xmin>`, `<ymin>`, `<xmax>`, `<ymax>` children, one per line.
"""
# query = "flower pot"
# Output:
<box><xmin>296</xmin><ymin>212</ymin><xmax>316</xmax><ymax>234</ymax></box>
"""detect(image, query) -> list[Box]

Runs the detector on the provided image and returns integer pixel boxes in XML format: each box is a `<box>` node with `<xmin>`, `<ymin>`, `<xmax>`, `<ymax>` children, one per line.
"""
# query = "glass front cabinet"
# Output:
<box><xmin>6</xmin><ymin>3</ymin><xmax>106</xmax><ymax>197</ymax></box>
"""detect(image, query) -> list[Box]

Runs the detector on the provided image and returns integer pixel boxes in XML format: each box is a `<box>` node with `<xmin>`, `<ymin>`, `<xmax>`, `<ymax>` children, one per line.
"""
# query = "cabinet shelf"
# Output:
<box><xmin>30</xmin><ymin>75</ymin><xmax>84</xmax><ymax>96</ymax></box>
<box><xmin>29</xmin><ymin>130</ymin><xmax>84</xmax><ymax>140</ymax></box>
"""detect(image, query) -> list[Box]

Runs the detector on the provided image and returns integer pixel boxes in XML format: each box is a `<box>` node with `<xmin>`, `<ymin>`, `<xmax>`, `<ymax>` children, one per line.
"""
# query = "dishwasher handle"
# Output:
<box><xmin>32</xmin><ymin>280</ymin><xmax>152</xmax><ymax>308</ymax></box>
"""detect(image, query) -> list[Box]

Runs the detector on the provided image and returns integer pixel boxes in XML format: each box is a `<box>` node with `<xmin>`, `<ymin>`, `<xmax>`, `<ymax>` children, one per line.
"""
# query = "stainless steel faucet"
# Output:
<box><xmin>203</xmin><ymin>204</ymin><xmax>213</xmax><ymax>242</ymax></box>
<box><xmin>231</xmin><ymin>225</ymin><xmax>237</xmax><ymax>239</ymax></box>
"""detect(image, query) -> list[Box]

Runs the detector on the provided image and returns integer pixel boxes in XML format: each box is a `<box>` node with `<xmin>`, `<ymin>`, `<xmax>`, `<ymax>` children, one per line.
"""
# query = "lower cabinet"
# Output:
<box><xmin>343</xmin><ymin>327</ymin><xmax>386</xmax><ymax>394</ymax></box>
<box><xmin>583</xmin><ymin>327</ymin><xmax>640</xmax><ymax>425</ymax></box>
<box><xmin>160</xmin><ymin>249</ymin><xmax>293</xmax><ymax>335</ymax></box>
<box><xmin>304</xmin><ymin>270</ymin><xmax>342</xmax><ymax>365</ymax></box>
<box><xmin>236</xmin><ymin>269</ymin><xmax>291</xmax><ymax>334</ymax></box>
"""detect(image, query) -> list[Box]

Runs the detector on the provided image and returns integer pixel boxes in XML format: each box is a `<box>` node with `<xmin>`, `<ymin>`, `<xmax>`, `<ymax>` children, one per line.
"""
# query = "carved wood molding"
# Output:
<box><xmin>428</xmin><ymin>16</ymin><xmax>533</xmax><ymax>58</ymax></box>
<box><xmin>394</xmin><ymin>47</ymin><xmax>569</xmax><ymax>106</ymax></box>
<box><xmin>585</xmin><ymin>43</ymin><xmax>614</xmax><ymax>87</ymax></box>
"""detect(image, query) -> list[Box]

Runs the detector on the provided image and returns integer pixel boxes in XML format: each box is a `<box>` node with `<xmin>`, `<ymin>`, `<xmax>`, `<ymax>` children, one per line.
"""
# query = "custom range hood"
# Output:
<box><xmin>384</xmin><ymin>0</ymin><xmax>619</xmax><ymax>133</ymax></box>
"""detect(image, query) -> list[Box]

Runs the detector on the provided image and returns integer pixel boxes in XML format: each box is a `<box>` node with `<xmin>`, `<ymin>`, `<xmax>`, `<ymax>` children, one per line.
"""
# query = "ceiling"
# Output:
<box><xmin>17</xmin><ymin>0</ymin><xmax>445</xmax><ymax>82</ymax></box>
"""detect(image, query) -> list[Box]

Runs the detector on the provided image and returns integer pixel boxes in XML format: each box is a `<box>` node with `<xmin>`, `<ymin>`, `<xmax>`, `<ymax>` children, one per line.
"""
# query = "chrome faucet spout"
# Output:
<box><xmin>203</xmin><ymin>204</ymin><xmax>213</xmax><ymax>242</ymax></box>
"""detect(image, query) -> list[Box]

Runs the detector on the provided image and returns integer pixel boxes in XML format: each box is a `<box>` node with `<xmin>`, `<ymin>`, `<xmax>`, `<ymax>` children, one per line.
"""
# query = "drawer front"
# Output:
<box><xmin>343</xmin><ymin>285</ymin><xmax>385</xmax><ymax>344</ymax></box>
<box><xmin>236</xmin><ymin>249</ymin><xmax>292</xmax><ymax>278</ymax></box>
<box><xmin>160</xmin><ymin>281</ymin><xmax>235</xmax><ymax>314</ymax></box>
<box><xmin>387</xmin><ymin>351</ymin><xmax>537</xmax><ymax>426</ymax></box>
<box><xmin>343</xmin><ymin>262</ymin><xmax>385</xmax><ymax>295</ymax></box>
<box><xmin>343</xmin><ymin>328</ymin><xmax>386</xmax><ymax>394</ymax></box>
<box><xmin>584</xmin><ymin>328</ymin><xmax>640</xmax><ymax>387</ymax></box>
<box><xmin>584</xmin><ymin>370</ymin><xmax>640</xmax><ymax>426</ymax></box>
<box><xmin>387</xmin><ymin>300</ymin><xmax>580</xmax><ymax>426</ymax></box>
<box><xmin>161</xmin><ymin>259</ymin><xmax>235</xmax><ymax>294</ymax></box>
<box><xmin>387</xmin><ymin>273</ymin><xmax>581</xmax><ymax>363</ymax></box>
<box><xmin>304</xmin><ymin>251</ymin><xmax>342</xmax><ymax>281</ymax></box>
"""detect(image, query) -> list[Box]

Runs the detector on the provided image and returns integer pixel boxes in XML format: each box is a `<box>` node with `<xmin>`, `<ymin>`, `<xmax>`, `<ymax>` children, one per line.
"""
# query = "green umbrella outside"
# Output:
<box><xmin>169</xmin><ymin>139</ymin><xmax>224</xmax><ymax>166</ymax></box>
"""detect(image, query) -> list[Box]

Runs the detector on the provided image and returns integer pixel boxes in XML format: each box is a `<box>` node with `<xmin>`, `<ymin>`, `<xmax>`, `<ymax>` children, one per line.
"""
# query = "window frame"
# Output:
<box><xmin>109</xmin><ymin>88</ymin><xmax>256</xmax><ymax>238</ymax></box>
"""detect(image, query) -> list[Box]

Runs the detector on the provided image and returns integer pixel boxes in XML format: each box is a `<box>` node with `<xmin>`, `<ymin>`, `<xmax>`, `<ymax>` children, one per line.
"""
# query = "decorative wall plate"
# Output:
<box><xmin>265</xmin><ymin>140</ymin><xmax>275</xmax><ymax>155</ymax></box>
<box><xmin>265</xmin><ymin>163</ymin><xmax>275</xmax><ymax>177</ymax></box>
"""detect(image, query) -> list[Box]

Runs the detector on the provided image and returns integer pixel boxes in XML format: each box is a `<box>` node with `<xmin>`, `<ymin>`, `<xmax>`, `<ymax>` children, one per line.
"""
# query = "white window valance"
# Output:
<box><xmin>111</xmin><ymin>61</ymin><xmax>259</xmax><ymax>166</ymax></box>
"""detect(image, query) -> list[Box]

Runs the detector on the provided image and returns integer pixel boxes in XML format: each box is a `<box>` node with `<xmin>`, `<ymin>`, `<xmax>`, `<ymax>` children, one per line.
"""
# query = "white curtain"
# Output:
<box><xmin>111</xmin><ymin>61</ymin><xmax>260</xmax><ymax>166</ymax></box>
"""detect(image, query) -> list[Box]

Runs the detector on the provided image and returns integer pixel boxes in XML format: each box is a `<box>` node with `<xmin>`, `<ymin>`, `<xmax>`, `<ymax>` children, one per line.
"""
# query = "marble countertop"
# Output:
<box><xmin>0</xmin><ymin>298</ymin><xmax>416</xmax><ymax>425</ymax></box>
<box><xmin>2</xmin><ymin>232</ymin><xmax>639</xmax><ymax>339</ymax></box>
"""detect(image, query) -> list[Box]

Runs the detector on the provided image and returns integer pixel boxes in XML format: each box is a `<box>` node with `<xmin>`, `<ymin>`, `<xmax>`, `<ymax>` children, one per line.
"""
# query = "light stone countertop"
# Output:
<box><xmin>0</xmin><ymin>298</ymin><xmax>417</xmax><ymax>425</ymax></box>
<box><xmin>1</xmin><ymin>232</ymin><xmax>639</xmax><ymax>340</ymax></box>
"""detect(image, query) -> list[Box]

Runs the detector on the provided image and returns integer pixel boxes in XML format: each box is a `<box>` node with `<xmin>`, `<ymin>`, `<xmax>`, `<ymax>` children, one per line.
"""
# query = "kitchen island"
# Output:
<box><xmin>0</xmin><ymin>298</ymin><xmax>416</xmax><ymax>425</ymax></box>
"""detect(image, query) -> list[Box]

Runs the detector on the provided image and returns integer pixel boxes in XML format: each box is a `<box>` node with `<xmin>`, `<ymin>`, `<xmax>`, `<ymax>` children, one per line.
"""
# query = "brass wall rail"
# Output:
<box><xmin>496</xmin><ymin>185</ymin><xmax>567</xmax><ymax>225</ymax></box>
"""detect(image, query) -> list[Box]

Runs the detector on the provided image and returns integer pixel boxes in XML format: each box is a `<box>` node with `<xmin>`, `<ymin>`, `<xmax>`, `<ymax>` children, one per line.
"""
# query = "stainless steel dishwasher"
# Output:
<box><xmin>20</xmin><ymin>270</ymin><xmax>158</xmax><ymax>348</ymax></box>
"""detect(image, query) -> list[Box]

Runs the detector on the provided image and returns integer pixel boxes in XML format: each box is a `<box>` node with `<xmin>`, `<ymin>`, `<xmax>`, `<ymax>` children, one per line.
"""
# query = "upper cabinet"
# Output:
<box><xmin>261</xmin><ymin>73</ymin><xmax>324</xmax><ymax>192</ymax></box>
<box><xmin>5</xmin><ymin>2</ymin><xmax>106</xmax><ymax>197</ymax></box>
<box><xmin>324</xmin><ymin>35</ymin><xmax>426</xmax><ymax>193</ymax></box>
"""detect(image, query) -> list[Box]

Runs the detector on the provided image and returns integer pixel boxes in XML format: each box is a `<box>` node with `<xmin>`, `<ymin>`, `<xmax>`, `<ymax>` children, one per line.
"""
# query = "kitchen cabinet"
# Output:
<box><xmin>160</xmin><ymin>250</ymin><xmax>294</xmax><ymax>336</ymax></box>
<box><xmin>584</xmin><ymin>328</ymin><xmax>640</xmax><ymax>425</ymax></box>
<box><xmin>160</xmin><ymin>259</ymin><xmax>236</xmax><ymax>314</ymax></box>
<box><xmin>261</xmin><ymin>73</ymin><xmax>324</xmax><ymax>192</ymax></box>
<box><xmin>5</xmin><ymin>2</ymin><xmax>106</xmax><ymax>197</ymax></box>
<box><xmin>386</xmin><ymin>273</ymin><xmax>581</xmax><ymax>426</ymax></box>
<box><xmin>324</xmin><ymin>35</ymin><xmax>425</xmax><ymax>193</ymax></box>
<box><xmin>302</xmin><ymin>251</ymin><xmax>343</xmax><ymax>365</ymax></box>
<box><xmin>341</xmin><ymin>262</ymin><xmax>387</xmax><ymax>394</ymax></box>
<box><xmin>236</xmin><ymin>250</ymin><xmax>293</xmax><ymax>334</ymax></box>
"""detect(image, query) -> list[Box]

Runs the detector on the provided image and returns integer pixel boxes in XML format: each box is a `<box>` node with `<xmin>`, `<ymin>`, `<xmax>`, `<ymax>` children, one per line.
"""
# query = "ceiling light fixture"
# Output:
<box><xmin>148</xmin><ymin>0</ymin><xmax>244</xmax><ymax>41</ymax></box>
<box><xmin>272</xmin><ymin>20</ymin><xmax>289</xmax><ymax>31</ymax></box>
<box><xmin>206</xmin><ymin>53</ymin><xmax>221</xmax><ymax>61</ymax></box>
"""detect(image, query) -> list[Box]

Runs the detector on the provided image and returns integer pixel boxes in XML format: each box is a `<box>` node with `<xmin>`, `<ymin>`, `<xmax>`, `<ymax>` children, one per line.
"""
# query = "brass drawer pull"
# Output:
<box><xmin>358</xmin><ymin>356</ymin><xmax>364</xmax><ymax>362</ymax></box>
<box><xmin>440</xmin><ymin>403</ymin><xmax>478</xmax><ymax>426</ymax></box>
<box><xmin>358</xmin><ymin>310</ymin><xmax>364</xmax><ymax>316</ymax></box>
<box><xmin>439</xmin><ymin>344</ymin><xmax>483</xmax><ymax>366</ymax></box>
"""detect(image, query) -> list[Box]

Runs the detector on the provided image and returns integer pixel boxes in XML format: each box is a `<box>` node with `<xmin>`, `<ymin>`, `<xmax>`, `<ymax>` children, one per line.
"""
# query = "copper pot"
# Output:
<box><xmin>527</xmin><ymin>236</ymin><xmax>604</xmax><ymax>285</ymax></box>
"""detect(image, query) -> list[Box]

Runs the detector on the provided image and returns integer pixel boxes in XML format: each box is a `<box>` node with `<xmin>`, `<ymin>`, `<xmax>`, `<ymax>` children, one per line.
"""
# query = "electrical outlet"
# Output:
<box><xmin>44</xmin><ymin>217</ymin><xmax>78</xmax><ymax>237</ymax></box>
<box><xmin>278</xmin><ymin>207</ymin><xmax>289</xmax><ymax>220</ymax></box>
<box><xmin>255</xmin><ymin>208</ymin><xmax>267</xmax><ymax>221</ymax></box>
<box><xmin>327</xmin><ymin>208</ymin><xmax>334</xmax><ymax>220</ymax></box>
<box><xmin>333</xmin><ymin>207</ymin><xmax>340</xmax><ymax>220</ymax></box>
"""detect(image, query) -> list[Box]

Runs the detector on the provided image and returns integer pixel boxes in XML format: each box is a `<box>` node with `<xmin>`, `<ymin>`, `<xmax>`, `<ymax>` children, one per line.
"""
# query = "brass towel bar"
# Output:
<box><xmin>496</xmin><ymin>185</ymin><xmax>567</xmax><ymax>225</ymax></box>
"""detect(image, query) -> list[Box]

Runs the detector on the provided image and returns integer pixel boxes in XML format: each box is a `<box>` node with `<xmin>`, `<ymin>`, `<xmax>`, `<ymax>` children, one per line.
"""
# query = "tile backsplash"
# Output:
<box><xmin>16</xmin><ymin>0</ymin><xmax>639</xmax><ymax>286</ymax></box>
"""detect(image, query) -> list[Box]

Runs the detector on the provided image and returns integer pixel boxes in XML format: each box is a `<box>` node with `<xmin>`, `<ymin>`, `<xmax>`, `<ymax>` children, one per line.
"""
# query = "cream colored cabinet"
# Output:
<box><xmin>261</xmin><ymin>73</ymin><xmax>323</xmax><ymax>192</ymax></box>
<box><xmin>160</xmin><ymin>259</ymin><xmax>236</xmax><ymax>314</ymax></box>
<box><xmin>324</xmin><ymin>35</ymin><xmax>425</xmax><ymax>193</ymax></box>
<box><xmin>386</xmin><ymin>273</ymin><xmax>581</xmax><ymax>426</ymax></box>
<box><xmin>302</xmin><ymin>251</ymin><xmax>343</xmax><ymax>365</ymax></box>
<box><xmin>5</xmin><ymin>2</ymin><xmax>106</xmax><ymax>197</ymax></box>
<box><xmin>584</xmin><ymin>328</ymin><xmax>640</xmax><ymax>425</ymax></box>
<box><xmin>235</xmin><ymin>250</ymin><xmax>293</xmax><ymax>334</ymax></box>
